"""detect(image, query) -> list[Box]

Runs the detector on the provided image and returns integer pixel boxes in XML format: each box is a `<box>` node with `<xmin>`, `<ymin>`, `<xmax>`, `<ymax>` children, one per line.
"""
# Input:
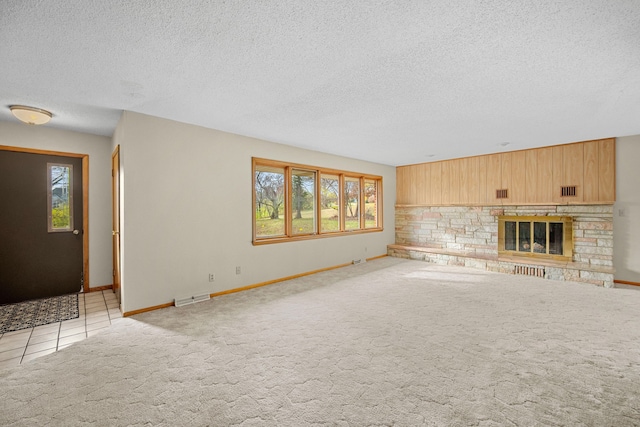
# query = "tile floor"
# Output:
<box><xmin>0</xmin><ymin>290</ymin><xmax>121</xmax><ymax>369</ymax></box>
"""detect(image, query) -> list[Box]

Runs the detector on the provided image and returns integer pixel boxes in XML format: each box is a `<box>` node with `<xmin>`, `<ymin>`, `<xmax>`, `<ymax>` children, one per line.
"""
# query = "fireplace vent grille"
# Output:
<box><xmin>496</xmin><ymin>189</ymin><xmax>508</xmax><ymax>199</ymax></box>
<box><xmin>561</xmin><ymin>186</ymin><xmax>577</xmax><ymax>197</ymax></box>
<box><xmin>514</xmin><ymin>265</ymin><xmax>545</xmax><ymax>277</ymax></box>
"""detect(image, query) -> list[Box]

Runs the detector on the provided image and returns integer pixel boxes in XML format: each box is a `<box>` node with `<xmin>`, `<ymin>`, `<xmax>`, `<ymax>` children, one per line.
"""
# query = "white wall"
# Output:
<box><xmin>614</xmin><ymin>135</ymin><xmax>640</xmax><ymax>283</ymax></box>
<box><xmin>116</xmin><ymin>112</ymin><xmax>396</xmax><ymax>313</ymax></box>
<box><xmin>0</xmin><ymin>121</ymin><xmax>114</xmax><ymax>289</ymax></box>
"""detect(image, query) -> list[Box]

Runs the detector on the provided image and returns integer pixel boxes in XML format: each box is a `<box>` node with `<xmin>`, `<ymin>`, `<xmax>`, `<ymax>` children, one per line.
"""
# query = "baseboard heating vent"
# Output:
<box><xmin>514</xmin><ymin>265</ymin><xmax>545</xmax><ymax>277</ymax></box>
<box><xmin>175</xmin><ymin>292</ymin><xmax>210</xmax><ymax>308</ymax></box>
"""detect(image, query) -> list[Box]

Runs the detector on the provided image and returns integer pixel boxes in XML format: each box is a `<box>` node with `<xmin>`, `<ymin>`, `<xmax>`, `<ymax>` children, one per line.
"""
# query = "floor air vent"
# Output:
<box><xmin>175</xmin><ymin>293</ymin><xmax>210</xmax><ymax>308</ymax></box>
<box><xmin>514</xmin><ymin>265</ymin><xmax>545</xmax><ymax>277</ymax></box>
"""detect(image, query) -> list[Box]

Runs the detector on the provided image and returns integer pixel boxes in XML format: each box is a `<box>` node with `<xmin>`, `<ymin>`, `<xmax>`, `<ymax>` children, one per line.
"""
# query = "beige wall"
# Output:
<box><xmin>115</xmin><ymin>112</ymin><xmax>396</xmax><ymax>313</ymax></box>
<box><xmin>4</xmin><ymin>112</ymin><xmax>634</xmax><ymax>312</ymax></box>
<box><xmin>0</xmin><ymin>121</ymin><xmax>114</xmax><ymax>289</ymax></box>
<box><xmin>614</xmin><ymin>135</ymin><xmax>640</xmax><ymax>283</ymax></box>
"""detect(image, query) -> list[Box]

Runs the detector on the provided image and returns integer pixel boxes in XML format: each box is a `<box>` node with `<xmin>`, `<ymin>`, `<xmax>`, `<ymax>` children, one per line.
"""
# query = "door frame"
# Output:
<box><xmin>0</xmin><ymin>145</ymin><xmax>90</xmax><ymax>292</ymax></box>
<box><xmin>111</xmin><ymin>145</ymin><xmax>121</xmax><ymax>302</ymax></box>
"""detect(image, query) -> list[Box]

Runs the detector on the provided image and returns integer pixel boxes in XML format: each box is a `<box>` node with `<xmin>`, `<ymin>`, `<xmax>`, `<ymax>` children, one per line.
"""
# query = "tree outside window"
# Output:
<box><xmin>255</xmin><ymin>166</ymin><xmax>285</xmax><ymax>237</ymax></box>
<box><xmin>253</xmin><ymin>158</ymin><xmax>382</xmax><ymax>244</ymax></box>
<box><xmin>344</xmin><ymin>177</ymin><xmax>360</xmax><ymax>230</ymax></box>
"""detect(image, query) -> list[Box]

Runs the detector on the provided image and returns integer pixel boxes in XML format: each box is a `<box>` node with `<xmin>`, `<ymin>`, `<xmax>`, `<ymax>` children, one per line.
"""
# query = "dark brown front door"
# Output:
<box><xmin>0</xmin><ymin>150</ymin><xmax>83</xmax><ymax>304</ymax></box>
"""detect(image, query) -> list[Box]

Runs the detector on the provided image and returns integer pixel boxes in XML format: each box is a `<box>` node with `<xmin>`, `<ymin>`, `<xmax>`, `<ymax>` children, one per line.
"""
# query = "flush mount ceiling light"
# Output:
<box><xmin>9</xmin><ymin>105</ymin><xmax>52</xmax><ymax>125</ymax></box>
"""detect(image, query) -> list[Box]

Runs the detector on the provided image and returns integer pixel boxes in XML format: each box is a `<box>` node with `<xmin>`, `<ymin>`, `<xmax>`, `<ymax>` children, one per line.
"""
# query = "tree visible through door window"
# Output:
<box><xmin>253</xmin><ymin>158</ymin><xmax>383</xmax><ymax>244</ymax></box>
<box><xmin>48</xmin><ymin>163</ymin><xmax>73</xmax><ymax>232</ymax></box>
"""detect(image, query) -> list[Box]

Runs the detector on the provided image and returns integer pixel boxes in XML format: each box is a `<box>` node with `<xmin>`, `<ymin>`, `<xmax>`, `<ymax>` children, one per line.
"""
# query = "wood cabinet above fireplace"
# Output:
<box><xmin>396</xmin><ymin>138</ymin><xmax>615</xmax><ymax>206</ymax></box>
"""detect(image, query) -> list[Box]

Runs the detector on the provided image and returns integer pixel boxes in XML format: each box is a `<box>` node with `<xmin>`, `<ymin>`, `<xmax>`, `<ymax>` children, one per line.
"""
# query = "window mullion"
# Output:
<box><xmin>546</xmin><ymin>222</ymin><xmax>550</xmax><ymax>255</ymax></box>
<box><xmin>285</xmin><ymin>166</ymin><xmax>292</xmax><ymax>237</ymax></box>
<box><xmin>315</xmin><ymin>169</ymin><xmax>321</xmax><ymax>235</ymax></box>
<box><xmin>339</xmin><ymin>174</ymin><xmax>345</xmax><ymax>232</ymax></box>
<box><xmin>359</xmin><ymin>177</ymin><xmax>365</xmax><ymax>230</ymax></box>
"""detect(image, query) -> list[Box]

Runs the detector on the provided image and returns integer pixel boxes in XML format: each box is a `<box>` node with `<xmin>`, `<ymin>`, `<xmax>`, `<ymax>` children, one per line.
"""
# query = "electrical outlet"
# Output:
<box><xmin>208</xmin><ymin>273</ymin><xmax>215</xmax><ymax>282</ymax></box>
<box><xmin>236</xmin><ymin>266</ymin><xmax>241</xmax><ymax>275</ymax></box>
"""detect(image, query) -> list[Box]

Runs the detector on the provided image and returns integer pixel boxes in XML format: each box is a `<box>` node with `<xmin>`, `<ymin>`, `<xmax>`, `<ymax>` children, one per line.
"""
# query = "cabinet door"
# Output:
<box><xmin>510</xmin><ymin>151</ymin><xmax>527</xmax><ymax>204</ymax></box>
<box><xmin>441</xmin><ymin>160</ymin><xmax>452</xmax><ymax>205</ymax></box>
<box><xmin>477</xmin><ymin>156</ymin><xmax>488</xmax><ymax>205</ymax></box>
<box><xmin>598</xmin><ymin>138</ymin><xmax>615</xmax><ymax>202</ymax></box>
<box><xmin>552</xmin><ymin>145</ymin><xmax>564</xmax><ymax>204</ymax></box>
<box><xmin>486</xmin><ymin>154</ymin><xmax>502</xmax><ymax>204</ymax></box>
<box><xmin>415</xmin><ymin>163</ymin><xmax>431</xmax><ymax>205</ymax></box>
<box><xmin>525</xmin><ymin>149</ymin><xmax>537</xmax><ymax>202</ymax></box>
<box><xmin>537</xmin><ymin>147</ymin><xmax>554</xmax><ymax>203</ymax></box>
<box><xmin>583</xmin><ymin>140</ymin><xmax>599</xmax><ymax>202</ymax></box>
<box><xmin>526</xmin><ymin>147</ymin><xmax>553</xmax><ymax>203</ymax></box>
<box><xmin>450</xmin><ymin>158</ymin><xmax>463</xmax><ymax>205</ymax></box>
<box><xmin>467</xmin><ymin>156</ymin><xmax>481</xmax><ymax>205</ymax></box>
<box><xmin>500</xmin><ymin>152</ymin><xmax>513</xmax><ymax>204</ymax></box>
<box><xmin>430</xmin><ymin>162</ymin><xmax>442</xmax><ymax>205</ymax></box>
<box><xmin>563</xmin><ymin>143</ymin><xmax>584</xmax><ymax>203</ymax></box>
<box><xmin>396</xmin><ymin>166</ymin><xmax>411</xmax><ymax>205</ymax></box>
<box><xmin>395</xmin><ymin>167</ymin><xmax>403</xmax><ymax>204</ymax></box>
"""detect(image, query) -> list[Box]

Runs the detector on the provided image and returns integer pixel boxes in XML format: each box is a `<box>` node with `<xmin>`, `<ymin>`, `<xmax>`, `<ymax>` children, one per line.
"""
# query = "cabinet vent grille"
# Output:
<box><xmin>496</xmin><ymin>189</ymin><xmax>508</xmax><ymax>199</ymax></box>
<box><xmin>561</xmin><ymin>186</ymin><xmax>577</xmax><ymax>197</ymax></box>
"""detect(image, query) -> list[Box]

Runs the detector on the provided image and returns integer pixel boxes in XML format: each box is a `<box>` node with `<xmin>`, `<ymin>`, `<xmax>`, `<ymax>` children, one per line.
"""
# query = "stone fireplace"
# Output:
<box><xmin>388</xmin><ymin>205</ymin><xmax>614</xmax><ymax>287</ymax></box>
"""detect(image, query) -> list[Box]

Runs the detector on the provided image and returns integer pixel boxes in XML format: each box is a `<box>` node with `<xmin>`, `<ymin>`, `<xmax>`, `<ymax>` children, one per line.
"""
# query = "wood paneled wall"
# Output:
<box><xmin>396</xmin><ymin>138</ymin><xmax>615</xmax><ymax>206</ymax></box>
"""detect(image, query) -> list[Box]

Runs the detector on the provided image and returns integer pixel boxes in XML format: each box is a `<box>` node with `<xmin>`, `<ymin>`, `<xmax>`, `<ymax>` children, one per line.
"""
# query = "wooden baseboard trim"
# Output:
<box><xmin>123</xmin><ymin>302</ymin><xmax>174</xmax><ymax>317</ymax></box>
<box><xmin>123</xmin><ymin>256</ymin><xmax>388</xmax><ymax>317</ymax></box>
<box><xmin>88</xmin><ymin>285</ymin><xmax>113</xmax><ymax>292</ymax></box>
<box><xmin>614</xmin><ymin>280</ymin><xmax>640</xmax><ymax>287</ymax></box>
<box><xmin>209</xmin><ymin>262</ymin><xmax>353</xmax><ymax>298</ymax></box>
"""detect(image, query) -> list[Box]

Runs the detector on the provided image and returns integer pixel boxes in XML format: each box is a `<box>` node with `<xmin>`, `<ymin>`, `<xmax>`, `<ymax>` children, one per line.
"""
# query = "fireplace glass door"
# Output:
<box><xmin>499</xmin><ymin>216</ymin><xmax>572</xmax><ymax>261</ymax></box>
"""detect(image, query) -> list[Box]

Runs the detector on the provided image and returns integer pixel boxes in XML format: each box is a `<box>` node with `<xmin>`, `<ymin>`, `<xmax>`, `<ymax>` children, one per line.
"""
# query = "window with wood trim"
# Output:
<box><xmin>48</xmin><ymin>163</ymin><xmax>74</xmax><ymax>232</ymax></box>
<box><xmin>253</xmin><ymin>158</ymin><xmax>383</xmax><ymax>244</ymax></box>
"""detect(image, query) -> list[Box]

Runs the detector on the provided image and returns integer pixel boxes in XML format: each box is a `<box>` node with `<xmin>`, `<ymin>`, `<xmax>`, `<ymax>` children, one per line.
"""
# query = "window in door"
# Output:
<box><xmin>48</xmin><ymin>163</ymin><xmax>74</xmax><ymax>232</ymax></box>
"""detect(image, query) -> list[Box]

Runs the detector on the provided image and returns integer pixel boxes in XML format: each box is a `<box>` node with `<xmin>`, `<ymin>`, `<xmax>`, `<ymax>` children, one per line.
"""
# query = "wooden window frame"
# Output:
<box><xmin>253</xmin><ymin>158</ymin><xmax>383</xmax><ymax>245</ymax></box>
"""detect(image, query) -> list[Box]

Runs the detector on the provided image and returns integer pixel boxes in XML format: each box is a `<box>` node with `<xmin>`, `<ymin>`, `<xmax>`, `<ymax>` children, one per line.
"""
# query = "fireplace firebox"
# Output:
<box><xmin>498</xmin><ymin>216</ymin><xmax>573</xmax><ymax>261</ymax></box>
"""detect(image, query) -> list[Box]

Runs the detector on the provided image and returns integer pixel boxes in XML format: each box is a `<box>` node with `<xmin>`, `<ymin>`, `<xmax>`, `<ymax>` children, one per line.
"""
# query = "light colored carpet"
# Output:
<box><xmin>1</xmin><ymin>257</ymin><xmax>639</xmax><ymax>426</ymax></box>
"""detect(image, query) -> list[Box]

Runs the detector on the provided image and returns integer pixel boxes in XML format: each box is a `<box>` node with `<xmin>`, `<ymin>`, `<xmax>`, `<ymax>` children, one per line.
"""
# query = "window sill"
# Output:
<box><xmin>253</xmin><ymin>228</ymin><xmax>383</xmax><ymax>245</ymax></box>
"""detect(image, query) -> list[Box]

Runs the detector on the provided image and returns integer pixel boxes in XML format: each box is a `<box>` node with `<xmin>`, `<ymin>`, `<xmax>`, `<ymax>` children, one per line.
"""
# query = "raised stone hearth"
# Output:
<box><xmin>389</xmin><ymin>205</ymin><xmax>614</xmax><ymax>287</ymax></box>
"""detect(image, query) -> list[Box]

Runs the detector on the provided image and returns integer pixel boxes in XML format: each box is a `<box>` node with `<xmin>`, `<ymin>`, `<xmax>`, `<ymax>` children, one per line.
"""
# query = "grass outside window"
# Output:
<box><xmin>253</xmin><ymin>158</ymin><xmax>383</xmax><ymax>244</ymax></box>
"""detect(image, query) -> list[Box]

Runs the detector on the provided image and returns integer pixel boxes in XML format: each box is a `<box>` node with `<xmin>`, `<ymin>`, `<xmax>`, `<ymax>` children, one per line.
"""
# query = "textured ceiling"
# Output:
<box><xmin>1</xmin><ymin>1</ymin><xmax>639</xmax><ymax>166</ymax></box>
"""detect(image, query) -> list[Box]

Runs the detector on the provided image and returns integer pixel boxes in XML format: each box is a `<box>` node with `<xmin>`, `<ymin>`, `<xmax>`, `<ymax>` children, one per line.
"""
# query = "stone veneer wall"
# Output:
<box><xmin>389</xmin><ymin>205</ymin><xmax>614</xmax><ymax>287</ymax></box>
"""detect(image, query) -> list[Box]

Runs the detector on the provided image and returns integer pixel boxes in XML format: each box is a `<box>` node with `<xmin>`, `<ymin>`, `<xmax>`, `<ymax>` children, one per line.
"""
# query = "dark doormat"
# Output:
<box><xmin>0</xmin><ymin>293</ymin><xmax>79</xmax><ymax>334</ymax></box>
